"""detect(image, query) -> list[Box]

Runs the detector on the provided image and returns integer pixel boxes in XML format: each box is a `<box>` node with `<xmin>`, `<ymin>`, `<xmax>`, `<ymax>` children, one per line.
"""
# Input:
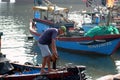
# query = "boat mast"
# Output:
<box><xmin>106</xmin><ymin>0</ymin><xmax>115</xmax><ymax>26</ymax></box>
<box><xmin>0</xmin><ymin>32</ymin><xmax>3</xmax><ymax>54</ymax></box>
<box><xmin>106</xmin><ymin>8</ymin><xmax>112</xmax><ymax>26</ymax></box>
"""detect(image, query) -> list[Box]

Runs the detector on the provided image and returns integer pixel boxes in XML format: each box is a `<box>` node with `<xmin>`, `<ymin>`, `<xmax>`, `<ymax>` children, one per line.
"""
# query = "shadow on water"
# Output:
<box><xmin>58</xmin><ymin>50</ymin><xmax>117</xmax><ymax>79</ymax></box>
<box><xmin>112</xmin><ymin>49</ymin><xmax>120</xmax><ymax>60</ymax></box>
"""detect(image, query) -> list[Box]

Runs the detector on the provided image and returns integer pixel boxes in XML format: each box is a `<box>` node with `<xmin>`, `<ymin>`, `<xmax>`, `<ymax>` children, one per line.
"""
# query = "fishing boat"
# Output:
<box><xmin>31</xmin><ymin>0</ymin><xmax>75</xmax><ymax>40</ymax></box>
<box><xmin>30</xmin><ymin>22</ymin><xmax>120</xmax><ymax>55</ymax></box>
<box><xmin>0</xmin><ymin>61</ymin><xmax>86</xmax><ymax>80</ymax></box>
<box><xmin>0</xmin><ymin>32</ymin><xmax>86</xmax><ymax>80</ymax></box>
<box><xmin>0</xmin><ymin>55</ymin><xmax>86</xmax><ymax>80</ymax></box>
<box><xmin>68</xmin><ymin>11</ymin><xmax>99</xmax><ymax>33</ymax></box>
<box><xmin>30</xmin><ymin>0</ymin><xmax>120</xmax><ymax>55</ymax></box>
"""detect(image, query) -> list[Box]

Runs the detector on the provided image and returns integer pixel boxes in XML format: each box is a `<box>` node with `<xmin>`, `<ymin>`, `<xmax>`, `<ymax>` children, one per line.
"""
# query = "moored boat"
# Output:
<box><xmin>30</xmin><ymin>22</ymin><xmax>120</xmax><ymax>55</ymax></box>
<box><xmin>30</xmin><ymin>0</ymin><xmax>120</xmax><ymax>55</ymax></box>
<box><xmin>32</xmin><ymin>0</ymin><xmax>75</xmax><ymax>39</ymax></box>
<box><xmin>0</xmin><ymin>56</ymin><xmax>86</xmax><ymax>80</ymax></box>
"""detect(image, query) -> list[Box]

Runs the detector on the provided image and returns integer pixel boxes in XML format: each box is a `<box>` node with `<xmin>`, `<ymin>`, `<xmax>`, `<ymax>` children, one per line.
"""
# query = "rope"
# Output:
<box><xmin>77</xmin><ymin>67</ymin><xmax>82</xmax><ymax>80</ymax></box>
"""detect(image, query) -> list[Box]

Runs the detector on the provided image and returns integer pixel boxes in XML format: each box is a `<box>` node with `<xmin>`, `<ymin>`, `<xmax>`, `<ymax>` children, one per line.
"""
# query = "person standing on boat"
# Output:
<box><xmin>94</xmin><ymin>14</ymin><xmax>100</xmax><ymax>25</ymax></box>
<box><xmin>38</xmin><ymin>26</ymin><xmax>66</xmax><ymax>74</ymax></box>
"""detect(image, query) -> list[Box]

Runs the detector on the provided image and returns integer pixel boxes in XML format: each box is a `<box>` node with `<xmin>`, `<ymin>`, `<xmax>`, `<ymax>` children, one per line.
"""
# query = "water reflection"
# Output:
<box><xmin>0</xmin><ymin>3</ymin><xmax>33</xmax><ymax>64</ymax></box>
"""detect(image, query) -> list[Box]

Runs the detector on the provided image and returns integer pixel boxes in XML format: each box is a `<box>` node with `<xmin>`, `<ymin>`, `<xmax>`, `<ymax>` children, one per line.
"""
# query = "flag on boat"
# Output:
<box><xmin>106</xmin><ymin>0</ymin><xmax>114</xmax><ymax>8</ymax></box>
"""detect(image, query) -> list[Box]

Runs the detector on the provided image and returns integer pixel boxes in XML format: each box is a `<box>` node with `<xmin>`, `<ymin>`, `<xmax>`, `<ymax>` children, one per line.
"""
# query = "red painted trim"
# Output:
<box><xmin>33</xmin><ymin>18</ymin><xmax>53</xmax><ymax>25</ymax></box>
<box><xmin>57</xmin><ymin>37</ymin><xmax>93</xmax><ymax>41</ymax></box>
<box><xmin>1</xmin><ymin>63</ymin><xmax>85</xmax><ymax>80</ymax></box>
<box><xmin>57</xmin><ymin>34</ymin><xmax>120</xmax><ymax>41</ymax></box>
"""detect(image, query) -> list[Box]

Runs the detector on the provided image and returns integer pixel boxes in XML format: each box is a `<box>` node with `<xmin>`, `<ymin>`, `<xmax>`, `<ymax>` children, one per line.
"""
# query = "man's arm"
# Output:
<box><xmin>51</xmin><ymin>39</ymin><xmax>58</xmax><ymax>56</ymax></box>
<box><xmin>51</xmin><ymin>39</ymin><xmax>58</xmax><ymax>62</ymax></box>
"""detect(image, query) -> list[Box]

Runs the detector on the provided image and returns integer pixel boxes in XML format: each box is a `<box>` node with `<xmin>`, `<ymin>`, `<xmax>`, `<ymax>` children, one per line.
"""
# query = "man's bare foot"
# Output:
<box><xmin>48</xmin><ymin>69</ymin><xmax>58</xmax><ymax>73</ymax></box>
<box><xmin>40</xmin><ymin>69</ymin><xmax>48</xmax><ymax>74</ymax></box>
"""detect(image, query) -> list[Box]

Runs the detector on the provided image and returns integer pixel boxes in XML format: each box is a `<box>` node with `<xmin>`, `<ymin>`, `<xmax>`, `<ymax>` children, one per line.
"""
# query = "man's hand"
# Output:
<box><xmin>51</xmin><ymin>53</ymin><xmax>58</xmax><ymax>62</ymax></box>
<box><xmin>51</xmin><ymin>39</ymin><xmax>58</xmax><ymax>62</ymax></box>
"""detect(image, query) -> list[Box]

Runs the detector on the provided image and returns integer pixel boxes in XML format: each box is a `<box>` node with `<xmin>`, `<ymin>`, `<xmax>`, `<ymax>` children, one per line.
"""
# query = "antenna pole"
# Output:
<box><xmin>0</xmin><ymin>32</ymin><xmax>3</xmax><ymax>54</ymax></box>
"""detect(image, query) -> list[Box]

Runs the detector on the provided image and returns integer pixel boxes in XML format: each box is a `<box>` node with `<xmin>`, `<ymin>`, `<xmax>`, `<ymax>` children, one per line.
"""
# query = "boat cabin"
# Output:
<box><xmin>81</xmin><ymin>11</ymin><xmax>101</xmax><ymax>25</ymax></box>
<box><xmin>32</xmin><ymin>5</ymin><xmax>74</xmax><ymax>28</ymax></box>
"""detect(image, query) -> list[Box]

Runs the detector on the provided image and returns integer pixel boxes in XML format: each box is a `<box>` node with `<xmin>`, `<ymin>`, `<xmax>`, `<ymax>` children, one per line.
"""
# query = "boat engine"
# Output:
<box><xmin>0</xmin><ymin>53</ymin><xmax>14</xmax><ymax>75</ymax></box>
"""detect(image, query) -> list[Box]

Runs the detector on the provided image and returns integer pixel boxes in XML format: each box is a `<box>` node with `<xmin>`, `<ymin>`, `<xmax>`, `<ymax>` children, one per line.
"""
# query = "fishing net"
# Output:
<box><xmin>84</xmin><ymin>25</ymin><xmax>120</xmax><ymax>37</ymax></box>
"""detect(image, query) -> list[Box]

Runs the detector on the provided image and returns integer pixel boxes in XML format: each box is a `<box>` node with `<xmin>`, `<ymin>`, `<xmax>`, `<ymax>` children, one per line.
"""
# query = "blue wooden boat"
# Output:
<box><xmin>0</xmin><ymin>55</ymin><xmax>86</xmax><ymax>80</ymax></box>
<box><xmin>30</xmin><ymin>22</ymin><xmax>120</xmax><ymax>55</ymax></box>
<box><xmin>29</xmin><ymin>0</ymin><xmax>120</xmax><ymax>55</ymax></box>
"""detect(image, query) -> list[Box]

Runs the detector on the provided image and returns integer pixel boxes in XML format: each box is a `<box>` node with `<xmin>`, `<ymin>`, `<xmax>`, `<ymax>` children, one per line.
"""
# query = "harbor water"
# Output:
<box><xmin>0</xmin><ymin>0</ymin><xmax>120</xmax><ymax>80</ymax></box>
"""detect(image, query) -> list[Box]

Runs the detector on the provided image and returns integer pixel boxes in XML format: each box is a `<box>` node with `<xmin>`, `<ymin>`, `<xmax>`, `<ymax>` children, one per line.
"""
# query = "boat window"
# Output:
<box><xmin>40</xmin><ymin>10</ymin><xmax>48</xmax><ymax>20</ymax></box>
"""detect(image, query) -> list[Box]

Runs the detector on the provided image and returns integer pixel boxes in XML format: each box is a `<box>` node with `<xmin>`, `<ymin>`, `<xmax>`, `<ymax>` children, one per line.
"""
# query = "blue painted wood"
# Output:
<box><xmin>56</xmin><ymin>38</ymin><xmax>120</xmax><ymax>55</ymax></box>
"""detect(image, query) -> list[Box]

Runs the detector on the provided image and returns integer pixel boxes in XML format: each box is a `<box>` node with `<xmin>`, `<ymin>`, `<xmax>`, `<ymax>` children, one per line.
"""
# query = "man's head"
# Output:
<box><xmin>58</xmin><ymin>26</ymin><xmax>66</xmax><ymax>35</ymax></box>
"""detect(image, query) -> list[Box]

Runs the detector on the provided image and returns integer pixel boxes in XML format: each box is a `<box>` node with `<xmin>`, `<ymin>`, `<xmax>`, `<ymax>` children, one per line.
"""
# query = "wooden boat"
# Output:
<box><xmin>32</xmin><ymin>0</ymin><xmax>75</xmax><ymax>40</ymax></box>
<box><xmin>0</xmin><ymin>56</ymin><xmax>86</xmax><ymax>80</ymax></box>
<box><xmin>81</xmin><ymin>0</ymin><xmax>120</xmax><ymax>32</ymax></box>
<box><xmin>30</xmin><ymin>22</ymin><xmax>120</xmax><ymax>55</ymax></box>
<box><xmin>0</xmin><ymin>62</ymin><xmax>86</xmax><ymax>80</ymax></box>
<box><xmin>29</xmin><ymin>0</ymin><xmax>120</xmax><ymax>55</ymax></box>
<box><xmin>0</xmin><ymin>32</ymin><xmax>86</xmax><ymax>80</ymax></box>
